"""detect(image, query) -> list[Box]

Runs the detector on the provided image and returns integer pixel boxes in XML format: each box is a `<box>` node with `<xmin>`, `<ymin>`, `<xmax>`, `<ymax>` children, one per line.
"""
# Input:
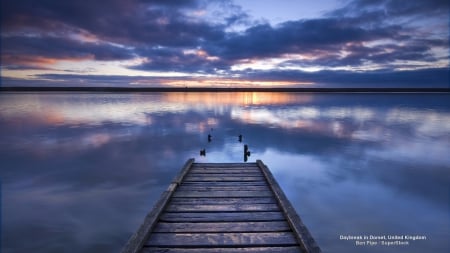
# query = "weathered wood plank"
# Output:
<box><xmin>189</xmin><ymin>172</ymin><xmax>263</xmax><ymax>176</ymax></box>
<box><xmin>190</xmin><ymin>166</ymin><xmax>260</xmax><ymax>170</ymax></box>
<box><xmin>141</xmin><ymin>246</ymin><xmax>302</xmax><ymax>253</ymax></box>
<box><xmin>184</xmin><ymin>176</ymin><xmax>265</xmax><ymax>182</ymax></box>
<box><xmin>187</xmin><ymin>174</ymin><xmax>264</xmax><ymax>178</ymax></box>
<box><xmin>181</xmin><ymin>181</ymin><xmax>268</xmax><ymax>186</ymax></box>
<box><xmin>191</xmin><ymin>164</ymin><xmax>259</xmax><ymax>168</ymax></box>
<box><xmin>169</xmin><ymin>197</ymin><xmax>277</xmax><ymax>205</ymax></box>
<box><xmin>145</xmin><ymin>232</ymin><xmax>298</xmax><ymax>247</ymax></box>
<box><xmin>192</xmin><ymin>163</ymin><xmax>257</xmax><ymax>168</ymax></box>
<box><xmin>257</xmin><ymin>160</ymin><xmax>321</xmax><ymax>253</ymax></box>
<box><xmin>189</xmin><ymin>170</ymin><xmax>260</xmax><ymax>174</ymax></box>
<box><xmin>159</xmin><ymin>212</ymin><xmax>285</xmax><ymax>222</ymax></box>
<box><xmin>121</xmin><ymin>159</ymin><xmax>194</xmax><ymax>253</ymax></box>
<box><xmin>123</xmin><ymin>160</ymin><xmax>320</xmax><ymax>253</ymax></box>
<box><xmin>190</xmin><ymin>168</ymin><xmax>261</xmax><ymax>172</ymax></box>
<box><xmin>153</xmin><ymin>221</ymin><xmax>291</xmax><ymax>233</ymax></box>
<box><xmin>166</xmin><ymin>203</ymin><xmax>280</xmax><ymax>212</ymax></box>
<box><xmin>189</xmin><ymin>168</ymin><xmax>259</xmax><ymax>171</ymax></box>
<box><xmin>186</xmin><ymin>174</ymin><xmax>264</xmax><ymax>177</ymax></box>
<box><xmin>173</xmin><ymin>190</ymin><xmax>273</xmax><ymax>198</ymax></box>
<box><xmin>177</xmin><ymin>186</ymin><xmax>270</xmax><ymax>191</ymax></box>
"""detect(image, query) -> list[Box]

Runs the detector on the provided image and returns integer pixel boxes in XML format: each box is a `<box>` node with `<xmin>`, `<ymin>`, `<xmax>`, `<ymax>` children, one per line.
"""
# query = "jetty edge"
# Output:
<box><xmin>121</xmin><ymin>158</ymin><xmax>321</xmax><ymax>253</ymax></box>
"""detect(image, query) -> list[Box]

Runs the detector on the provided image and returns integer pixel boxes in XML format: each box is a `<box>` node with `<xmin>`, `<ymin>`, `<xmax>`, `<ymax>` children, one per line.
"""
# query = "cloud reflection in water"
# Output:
<box><xmin>0</xmin><ymin>92</ymin><xmax>449</xmax><ymax>253</ymax></box>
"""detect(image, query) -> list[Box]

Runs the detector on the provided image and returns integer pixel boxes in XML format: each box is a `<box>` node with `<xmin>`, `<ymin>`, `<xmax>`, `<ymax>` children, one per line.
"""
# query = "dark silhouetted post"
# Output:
<box><xmin>244</xmin><ymin>144</ymin><xmax>251</xmax><ymax>162</ymax></box>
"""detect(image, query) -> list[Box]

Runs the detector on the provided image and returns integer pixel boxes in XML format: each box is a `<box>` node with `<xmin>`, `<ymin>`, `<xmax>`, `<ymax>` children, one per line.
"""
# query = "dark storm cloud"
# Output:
<box><xmin>138</xmin><ymin>8</ymin><xmax>442</xmax><ymax>73</ymax></box>
<box><xmin>131</xmin><ymin>14</ymin><xmax>430</xmax><ymax>73</ymax></box>
<box><xmin>1</xmin><ymin>0</ymin><xmax>227</xmax><ymax>71</ymax></box>
<box><xmin>140</xmin><ymin>0</ymin><xmax>200</xmax><ymax>7</ymax></box>
<box><xmin>131</xmin><ymin>47</ymin><xmax>231</xmax><ymax>73</ymax></box>
<box><xmin>279</xmin><ymin>42</ymin><xmax>438</xmax><ymax>68</ymax></box>
<box><xmin>206</xmin><ymin>18</ymin><xmax>403</xmax><ymax>61</ymax></box>
<box><xmin>2</xmin><ymin>0</ymin><xmax>135</xmax><ymax>34</ymax></box>
<box><xmin>1</xmin><ymin>0</ymin><xmax>224</xmax><ymax>46</ymax></box>
<box><xmin>1</xmin><ymin>0</ymin><xmax>448</xmax><ymax>86</ymax></box>
<box><xmin>333</xmin><ymin>0</ymin><xmax>449</xmax><ymax>18</ymax></box>
<box><xmin>241</xmin><ymin>68</ymin><xmax>449</xmax><ymax>87</ymax></box>
<box><xmin>2</xmin><ymin>36</ymin><xmax>135</xmax><ymax>66</ymax></box>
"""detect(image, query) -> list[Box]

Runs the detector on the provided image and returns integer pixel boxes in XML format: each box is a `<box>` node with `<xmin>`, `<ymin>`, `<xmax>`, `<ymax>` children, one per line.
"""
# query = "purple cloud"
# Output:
<box><xmin>1</xmin><ymin>0</ymin><xmax>448</xmax><ymax>87</ymax></box>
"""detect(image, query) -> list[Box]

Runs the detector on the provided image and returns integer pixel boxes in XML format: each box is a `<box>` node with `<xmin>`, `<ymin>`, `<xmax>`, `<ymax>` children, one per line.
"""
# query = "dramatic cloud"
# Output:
<box><xmin>241</xmin><ymin>68</ymin><xmax>449</xmax><ymax>87</ymax></box>
<box><xmin>1</xmin><ymin>0</ymin><xmax>448</xmax><ymax>87</ymax></box>
<box><xmin>332</xmin><ymin>0</ymin><xmax>449</xmax><ymax>18</ymax></box>
<box><xmin>206</xmin><ymin>18</ymin><xmax>402</xmax><ymax>60</ymax></box>
<box><xmin>2</xmin><ymin>36</ymin><xmax>135</xmax><ymax>69</ymax></box>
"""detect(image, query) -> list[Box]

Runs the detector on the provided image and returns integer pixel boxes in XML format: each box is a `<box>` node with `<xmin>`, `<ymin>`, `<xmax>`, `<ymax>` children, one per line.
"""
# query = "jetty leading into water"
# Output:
<box><xmin>122</xmin><ymin>159</ymin><xmax>321</xmax><ymax>253</ymax></box>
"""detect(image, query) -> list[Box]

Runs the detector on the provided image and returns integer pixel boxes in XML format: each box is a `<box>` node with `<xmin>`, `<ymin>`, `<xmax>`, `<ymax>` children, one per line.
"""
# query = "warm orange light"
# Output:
<box><xmin>2</xmin><ymin>54</ymin><xmax>94</xmax><ymax>67</ymax></box>
<box><xmin>183</xmin><ymin>49</ymin><xmax>220</xmax><ymax>61</ymax></box>
<box><xmin>2</xmin><ymin>55</ymin><xmax>59</xmax><ymax>65</ymax></box>
<box><xmin>163</xmin><ymin>92</ymin><xmax>313</xmax><ymax>106</ymax></box>
<box><xmin>162</xmin><ymin>78</ymin><xmax>313</xmax><ymax>87</ymax></box>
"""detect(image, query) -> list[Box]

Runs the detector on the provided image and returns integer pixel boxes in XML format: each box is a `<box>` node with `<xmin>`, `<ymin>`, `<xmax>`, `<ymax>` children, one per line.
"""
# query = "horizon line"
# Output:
<box><xmin>1</xmin><ymin>86</ymin><xmax>449</xmax><ymax>93</ymax></box>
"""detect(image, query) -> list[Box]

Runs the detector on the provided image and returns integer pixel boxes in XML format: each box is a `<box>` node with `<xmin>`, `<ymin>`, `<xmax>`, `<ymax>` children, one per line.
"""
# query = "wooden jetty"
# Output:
<box><xmin>122</xmin><ymin>159</ymin><xmax>321</xmax><ymax>253</ymax></box>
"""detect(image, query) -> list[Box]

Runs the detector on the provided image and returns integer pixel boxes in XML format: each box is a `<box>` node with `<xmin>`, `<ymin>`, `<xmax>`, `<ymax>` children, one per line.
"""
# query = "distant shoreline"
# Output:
<box><xmin>0</xmin><ymin>86</ymin><xmax>449</xmax><ymax>93</ymax></box>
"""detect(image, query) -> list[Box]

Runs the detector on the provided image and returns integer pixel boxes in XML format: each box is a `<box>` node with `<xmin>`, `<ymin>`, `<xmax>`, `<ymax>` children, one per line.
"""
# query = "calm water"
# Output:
<box><xmin>0</xmin><ymin>92</ymin><xmax>449</xmax><ymax>253</ymax></box>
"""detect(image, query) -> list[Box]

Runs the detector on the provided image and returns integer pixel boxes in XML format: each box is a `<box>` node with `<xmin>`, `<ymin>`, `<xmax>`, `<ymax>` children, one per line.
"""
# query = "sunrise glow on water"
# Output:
<box><xmin>1</xmin><ymin>92</ymin><xmax>449</xmax><ymax>252</ymax></box>
<box><xmin>1</xmin><ymin>0</ymin><xmax>449</xmax><ymax>252</ymax></box>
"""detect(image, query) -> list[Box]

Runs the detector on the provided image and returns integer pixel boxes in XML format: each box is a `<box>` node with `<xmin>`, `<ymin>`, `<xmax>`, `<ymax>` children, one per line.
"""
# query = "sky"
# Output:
<box><xmin>1</xmin><ymin>0</ymin><xmax>449</xmax><ymax>88</ymax></box>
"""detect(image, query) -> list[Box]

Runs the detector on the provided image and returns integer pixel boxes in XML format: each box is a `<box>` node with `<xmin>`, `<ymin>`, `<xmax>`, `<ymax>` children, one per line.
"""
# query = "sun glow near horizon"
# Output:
<box><xmin>1</xmin><ymin>0</ymin><xmax>448</xmax><ymax>88</ymax></box>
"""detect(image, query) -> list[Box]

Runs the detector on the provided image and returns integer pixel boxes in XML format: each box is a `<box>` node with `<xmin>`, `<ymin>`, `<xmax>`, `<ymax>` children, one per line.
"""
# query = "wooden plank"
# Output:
<box><xmin>173</xmin><ymin>190</ymin><xmax>273</xmax><ymax>198</ymax></box>
<box><xmin>192</xmin><ymin>163</ymin><xmax>257</xmax><ymax>168</ymax></box>
<box><xmin>181</xmin><ymin>181</ymin><xmax>268</xmax><ymax>186</ymax></box>
<box><xmin>185</xmin><ymin>174</ymin><xmax>264</xmax><ymax>178</ymax></box>
<box><xmin>177</xmin><ymin>186</ymin><xmax>270</xmax><ymax>191</ymax></box>
<box><xmin>190</xmin><ymin>168</ymin><xmax>261</xmax><ymax>172</ymax></box>
<box><xmin>191</xmin><ymin>165</ymin><xmax>259</xmax><ymax>168</ymax></box>
<box><xmin>159</xmin><ymin>212</ymin><xmax>285</xmax><ymax>222</ymax></box>
<box><xmin>153</xmin><ymin>221</ymin><xmax>291</xmax><ymax>233</ymax></box>
<box><xmin>169</xmin><ymin>197</ymin><xmax>277</xmax><ymax>205</ymax></box>
<box><xmin>190</xmin><ymin>168</ymin><xmax>260</xmax><ymax>172</ymax></box>
<box><xmin>121</xmin><ymin>159</ymin><xmax>194</xmax><ymax>253</ymax></box>
<box><xmin>190</xmin><ymin>166</ymin><xmax>260</xmax><ymax>170</ymax></box>
<box><xmin>187</xmin><ymin>174</ymin><xmax>264</xmax><ymax>178</ymax></box>
<box><xmin>143</xmin><ymin>246</ymin><xmax>301</xmax><ymax>253</ymax></box>
<box><xmin>190</xmin><ymin>169</ymin><xmax>261</xmax><ymax>172</ymax></box>
<box><xmin>166</xmin><ymin>203</ymin><xmax>280</xmax><ymax>212</ymax></box>
<box><xmin>183</xmin><ymin>176</ymin><xmax>265</xmax><ymax>182</ymax></box>
<box><xmin>141</xmin><ymin>246</ymin><xmax>302</xmax><ymax>253</ymax></box>
<box><xmin>145</xmin><ymin>232</ymin><xmax>298</xmax><ymax>247</ymax></box>
<box><xmin>257</xmin><ymin>160</ymin><xmax>321</xmax><ymax>253</ymax></box>
<box><xmin>189</xmin><ymin>172</ymin><xmax>263</xmax><ymax>176</ymax></box>
<box><xmin>124</xmin><ymin>160</ymin><xmax>320</xmax><ymax>253</ymax></box>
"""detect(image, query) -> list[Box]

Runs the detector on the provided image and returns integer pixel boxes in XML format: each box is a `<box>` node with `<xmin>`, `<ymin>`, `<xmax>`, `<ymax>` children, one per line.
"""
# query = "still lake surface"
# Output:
<box><xmin>0</xmin><ymin>92</ymin><xmax>449</xmax><ymax>253</ymax></box>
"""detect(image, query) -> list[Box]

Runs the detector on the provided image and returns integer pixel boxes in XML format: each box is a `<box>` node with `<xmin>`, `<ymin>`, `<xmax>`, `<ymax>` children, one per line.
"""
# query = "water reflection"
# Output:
<box><xmin>0</xmin><ymin>92</ymin><xmax>449</xmax><ymax>253</ymax></box>
<box><xmin>163</xmin><ymin>92</ymin><xmax>313</xmax><ymax>105</ymax></box>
